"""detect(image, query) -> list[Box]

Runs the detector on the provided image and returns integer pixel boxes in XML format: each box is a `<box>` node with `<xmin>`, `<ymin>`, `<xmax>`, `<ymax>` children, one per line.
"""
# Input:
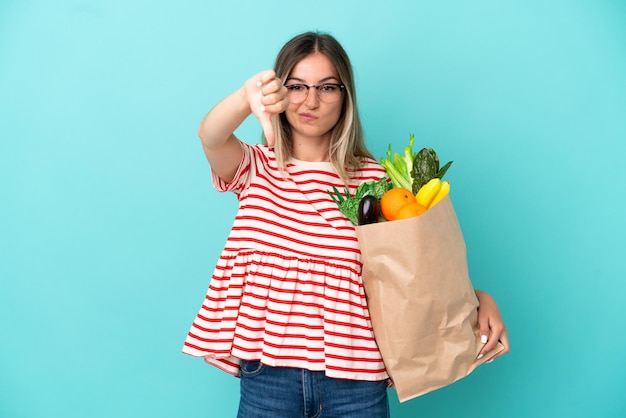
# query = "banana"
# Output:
<box><xmin>415</xmin><ymin>178</ymin><xmax>442</xmax><ymax>207</ymax></box>
<box><xmin>428</xmin><ymin>180</ymin><xmax>450</xmax><ymax>208</ymax></box>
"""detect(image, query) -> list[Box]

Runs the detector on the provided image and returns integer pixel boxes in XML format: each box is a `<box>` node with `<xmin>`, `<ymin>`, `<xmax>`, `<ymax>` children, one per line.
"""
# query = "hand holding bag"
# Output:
<box><xmin>356</xmin><ymin>195</ymin><xmax>504</xmax><ymax>402</ymax></box>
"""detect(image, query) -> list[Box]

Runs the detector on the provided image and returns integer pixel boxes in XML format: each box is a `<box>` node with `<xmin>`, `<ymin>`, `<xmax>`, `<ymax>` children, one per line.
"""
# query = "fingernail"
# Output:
<box><xmin>256</xmin><ymin>81</ymin><xmax>263</xmax><ymax>87</ymax></box>
<box><xmin>481</xmin><ymin>335</ymin><xmax>488</xmax><ymax>344</ymax></box>
<box><xmin>477</xmin><ymin>353</ymin><xmax>484</xmax><ymax>360</ymax></box>
<box><xmin>487</xmin><ymin>359</ymin><xmax>494</xmax><ymax>364</ymax></box>
<box><xmin>259</xmin><ymin>105</ymin><xmax>266</xmax><ymax>112</ymax></box>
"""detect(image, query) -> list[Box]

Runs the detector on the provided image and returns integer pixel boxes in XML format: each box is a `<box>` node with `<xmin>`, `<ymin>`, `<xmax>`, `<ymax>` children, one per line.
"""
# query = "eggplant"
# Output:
<box><xmin>357</xmin><ymin>195</ymin><xmax>379</xmax><ymax>225</ymax></box>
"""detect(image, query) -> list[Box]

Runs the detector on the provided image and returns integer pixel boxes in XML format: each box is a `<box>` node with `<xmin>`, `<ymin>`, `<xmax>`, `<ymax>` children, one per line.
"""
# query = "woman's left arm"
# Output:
<box><xmin>475</xmin><ymin>289</ymin><xmax>510</xmax><ymax>361</ymax></box>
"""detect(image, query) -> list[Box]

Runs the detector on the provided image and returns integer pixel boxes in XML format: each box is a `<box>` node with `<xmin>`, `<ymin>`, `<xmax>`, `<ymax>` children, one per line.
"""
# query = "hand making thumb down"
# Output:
<box><xmin>245</xmin><ymin>70</ymin><xmax>290</xmax><ymax>147</ymax></box>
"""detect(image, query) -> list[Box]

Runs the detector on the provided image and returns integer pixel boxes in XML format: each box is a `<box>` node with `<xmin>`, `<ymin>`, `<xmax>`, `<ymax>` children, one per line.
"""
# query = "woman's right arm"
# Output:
<box><xmin>198</xmin><ymin>70</ymin><xmax>288</xmax><ymax>183</ymax></box>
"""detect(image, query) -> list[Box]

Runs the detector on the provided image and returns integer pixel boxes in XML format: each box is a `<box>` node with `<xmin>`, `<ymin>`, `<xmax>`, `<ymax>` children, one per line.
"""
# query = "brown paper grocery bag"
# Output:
<box><xmin>356</xmin><ymin>195</ymin><xmax>504</xmax><ymax>402</ymax></box>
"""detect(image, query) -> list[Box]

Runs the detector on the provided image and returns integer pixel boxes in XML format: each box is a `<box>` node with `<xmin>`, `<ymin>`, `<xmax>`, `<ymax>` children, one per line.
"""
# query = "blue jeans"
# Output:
<box><xmin>237</xmin><ymin>360</ymin><xmax>389</xmax><ymax>418</ymax></box>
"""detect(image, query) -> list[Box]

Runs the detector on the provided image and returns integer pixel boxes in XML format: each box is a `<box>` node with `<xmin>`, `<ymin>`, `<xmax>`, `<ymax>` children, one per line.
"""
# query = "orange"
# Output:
<box><xmin>394</xmin><ymin>202</ymin><xmax>428</xmax><ymax>220</ymax></box>
<box><xmin>380</xmin><ymin>187</ymin><xmax>417</xmax><ymax>221</ymax></box>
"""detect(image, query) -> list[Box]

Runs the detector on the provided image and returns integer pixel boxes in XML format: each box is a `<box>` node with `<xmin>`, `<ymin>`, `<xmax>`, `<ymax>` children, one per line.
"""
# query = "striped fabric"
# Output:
<box><xmin>182</xmin><ymin>141</ymin><xmax>389</xmax><ymax>381</ymax></box>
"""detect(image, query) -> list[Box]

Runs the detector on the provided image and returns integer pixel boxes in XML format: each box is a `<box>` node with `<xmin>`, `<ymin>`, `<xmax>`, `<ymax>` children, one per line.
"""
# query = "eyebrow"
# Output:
<box><xmin>285</xmin><ymin>76</ymin><xmax>341</xmax><ymax>84</ymax></box>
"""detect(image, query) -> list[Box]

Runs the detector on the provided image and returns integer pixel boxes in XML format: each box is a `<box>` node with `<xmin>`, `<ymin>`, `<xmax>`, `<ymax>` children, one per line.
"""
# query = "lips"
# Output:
<box><xmin>299</xmin><ymin>112</ymin><xmax>318</xmax><ymax>123</ymax></box>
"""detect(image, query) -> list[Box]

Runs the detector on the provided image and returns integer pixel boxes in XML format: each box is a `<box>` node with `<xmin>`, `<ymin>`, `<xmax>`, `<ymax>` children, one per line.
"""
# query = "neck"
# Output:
<box><xmin>292</xmin><ymin>135</ymin><xmax>330</xmax><ymax>162</ymax></box>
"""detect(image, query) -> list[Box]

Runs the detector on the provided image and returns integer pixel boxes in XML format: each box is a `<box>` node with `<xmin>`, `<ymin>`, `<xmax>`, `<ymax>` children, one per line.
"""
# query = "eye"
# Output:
<box><xmin>319</xmin><ymin>84</ymin><xmax>338</xmax><ymax>92</ymax></box>
<box><xmin>286</xmin><ymin>84</ymin><xmax>306</xmax><ymax>91</ymax></box>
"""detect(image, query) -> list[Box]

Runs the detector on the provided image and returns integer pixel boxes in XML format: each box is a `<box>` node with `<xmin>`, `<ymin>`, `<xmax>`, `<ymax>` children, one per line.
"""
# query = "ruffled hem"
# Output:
<box><xmin>182</xmin><ymin>249</ymin><xmax>388</xmax><ymax>381</ymax></box>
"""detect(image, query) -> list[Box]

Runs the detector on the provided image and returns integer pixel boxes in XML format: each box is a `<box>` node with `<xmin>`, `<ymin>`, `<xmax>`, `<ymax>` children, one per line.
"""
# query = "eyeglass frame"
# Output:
<box><xmin>283</xmin><ymin>82</ymin><xmax>346</xmax><ymax>104</ymax></box>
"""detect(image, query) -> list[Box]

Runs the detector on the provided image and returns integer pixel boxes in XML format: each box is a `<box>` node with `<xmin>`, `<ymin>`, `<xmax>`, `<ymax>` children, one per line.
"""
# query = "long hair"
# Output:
<box><xmin>267</xmin><ymin>32</ymin><xmax>374</xmax><ymax>185</ymax></box>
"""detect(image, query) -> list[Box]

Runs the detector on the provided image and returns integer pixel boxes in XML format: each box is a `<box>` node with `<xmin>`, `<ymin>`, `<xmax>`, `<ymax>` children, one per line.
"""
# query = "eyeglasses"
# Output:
<box><xmin>284</xmin><ymin>83</ymin><xmax>346</xmax><ymax>104</ymax></box>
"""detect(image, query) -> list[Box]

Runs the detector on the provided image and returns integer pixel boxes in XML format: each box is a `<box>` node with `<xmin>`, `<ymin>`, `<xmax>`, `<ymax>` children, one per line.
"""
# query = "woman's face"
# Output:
<box><xmin>284</xmin><ymin>53</ymin><xmax>343</xmax><ymax>145</ymax></box>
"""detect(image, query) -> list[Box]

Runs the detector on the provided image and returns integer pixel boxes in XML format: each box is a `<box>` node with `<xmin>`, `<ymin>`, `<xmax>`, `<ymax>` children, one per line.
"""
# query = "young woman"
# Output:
<box><xmin>183</xmin><ymin>31</ymin><xmax>509</xmax><ymax>418</ymax></box>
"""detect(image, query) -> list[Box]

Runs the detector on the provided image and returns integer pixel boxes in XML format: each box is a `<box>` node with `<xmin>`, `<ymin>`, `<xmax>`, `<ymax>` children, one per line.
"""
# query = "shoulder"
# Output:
<box><xmin>358</xmin><ymin>156</ymin><xmax>383</xmax><ymax>169</ymax></box>
<box><xmin>354</xmin><ymin>156</ymin><xmax>387</xmax><ymax>180</ymax></box>
<box><xmin>238</xmin><ymin>142</ymin><xmax>278</xmax><ymax>170</ymax></box>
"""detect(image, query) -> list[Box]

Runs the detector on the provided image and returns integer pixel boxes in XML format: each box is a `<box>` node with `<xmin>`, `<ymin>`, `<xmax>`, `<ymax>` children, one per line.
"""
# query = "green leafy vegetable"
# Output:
<box><xmin>411</xmin><ymin>147</ymin><xmax>453</xmax><ymax>195</ymax></box>
<box><xmin>355</xmin><ymin>177</ymin><xmax>393</xmax><ymax>200</ymax></box>
<box><xmin>327</xmin><ymin>177</ymin><xmax>392</xmax><ymax>225</ymax></box>
<box><xmin>328</xmin><ymin>186</ymin><xmax>361</xmax><ymax>225</ymax></box>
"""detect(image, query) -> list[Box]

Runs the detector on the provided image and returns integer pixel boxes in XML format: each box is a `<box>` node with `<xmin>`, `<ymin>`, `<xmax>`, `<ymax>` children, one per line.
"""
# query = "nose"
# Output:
<box><xmin>303</xmin><ymin>86</ymin><xmax>320</xmax><ymax>108</ymax></box>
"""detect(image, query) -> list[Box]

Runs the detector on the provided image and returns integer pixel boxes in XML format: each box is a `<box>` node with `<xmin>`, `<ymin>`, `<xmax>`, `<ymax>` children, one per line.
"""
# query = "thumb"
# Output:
<box><xmin>247</xmin><ymin>91</ymin><xmax>275</xmax><ymax>147</ymax></box>
<box><xmin>247</xmin><ymin>69</ymin><xmax>278</xmax><ymax>147</ymax></box>
<box><xmin>259</xmin><ymin>112</ymin><xmax>275</xmax><ymax>147</ymax></box>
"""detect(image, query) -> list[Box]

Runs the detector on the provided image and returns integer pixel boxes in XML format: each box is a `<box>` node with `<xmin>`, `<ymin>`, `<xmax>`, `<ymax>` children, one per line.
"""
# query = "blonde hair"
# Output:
<box><xmin>265</xmin><ymin>32</ymin><xmax>374</xmax><ymax>185</ymax></box>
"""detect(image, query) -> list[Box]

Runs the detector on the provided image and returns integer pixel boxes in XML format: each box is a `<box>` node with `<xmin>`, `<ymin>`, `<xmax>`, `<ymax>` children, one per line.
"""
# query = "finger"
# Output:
<box><xmin>260</xmin><ymin>77</ymin><xmax>284</xmax><ymax>97</ymax></box>
<box><xmin>257</xmin><ymin>69</ymin><xmax>277</xmax><ymax>87</ymax></box>
<box><xmin>475</xmin><ymin>316</ymin><xmax>490</xmax><ymax>359</ymax></box>
<box><xmin>260</xmin><ymin>77</ymin><xmax>288</xmax><ymax>102</ymax></box>
<box><xmin>483</xmin><ymin>319</ymin><xmax>506</xmax><ymax>353</ymax></box>
<box><xmin>488</xmin><ymin>330</ymin><xmax>510</xmax><ymax>362</ymax></box>
<box><xmin>259</xmin><ymin>92</ymin><xmax>289</xmax><ymax>112</ymax></box>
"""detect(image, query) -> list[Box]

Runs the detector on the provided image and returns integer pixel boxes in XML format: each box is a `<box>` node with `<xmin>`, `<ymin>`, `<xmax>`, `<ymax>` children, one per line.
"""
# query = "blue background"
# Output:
<box><xmin>1</xmin><ymin>1</ymin><xmax>625</xmax><ymax>417</ymax></box>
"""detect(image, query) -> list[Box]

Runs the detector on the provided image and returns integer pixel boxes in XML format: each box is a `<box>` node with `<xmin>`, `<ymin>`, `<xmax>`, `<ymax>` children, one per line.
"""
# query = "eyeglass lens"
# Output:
<box><xmin>285</xmin><ymin>84</ymin><xmax>344</xmax><ymax>103</ymax></box>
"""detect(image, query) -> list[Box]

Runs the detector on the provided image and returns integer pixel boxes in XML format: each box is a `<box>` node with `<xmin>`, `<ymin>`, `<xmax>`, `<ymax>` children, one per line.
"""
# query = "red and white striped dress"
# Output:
<box><xmin>182</xmin><ymin>141</ymin><xmax>389</xmax><ymax>381</ymax></box>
